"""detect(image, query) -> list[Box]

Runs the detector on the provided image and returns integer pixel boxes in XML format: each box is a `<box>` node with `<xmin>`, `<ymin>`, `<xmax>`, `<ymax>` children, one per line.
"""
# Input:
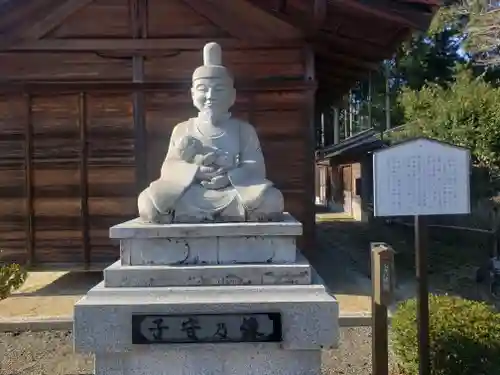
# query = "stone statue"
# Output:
<box><xmin>138</xmin><ymin>42</ymin><xmax>284</xmax><ymax>224</ymax></box>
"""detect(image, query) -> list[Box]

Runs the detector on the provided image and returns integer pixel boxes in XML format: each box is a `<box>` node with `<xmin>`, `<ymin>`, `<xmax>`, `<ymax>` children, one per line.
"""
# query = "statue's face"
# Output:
<box><xmin>191</xmin><ymin>77</ymin><xmax>235</xmax><ymax>120</ymax></box>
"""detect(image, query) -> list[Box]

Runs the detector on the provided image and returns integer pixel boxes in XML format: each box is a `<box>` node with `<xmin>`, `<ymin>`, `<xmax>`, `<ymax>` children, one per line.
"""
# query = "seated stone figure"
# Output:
<box><xmin>138</xmin><ymin>42</ymin><xmax>284</xmax><ymax>223</ymax></box>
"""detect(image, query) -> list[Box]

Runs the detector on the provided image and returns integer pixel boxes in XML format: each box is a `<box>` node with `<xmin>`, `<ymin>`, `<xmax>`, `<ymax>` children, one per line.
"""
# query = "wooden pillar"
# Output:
<box><xmin>24</xmin><ymin>94</ymin><xmax>34</xmax><ymax>267</ymax></box>
<box><xmin>348</xmin><ymin>90</ymin><xmax>354</xmax><ymax>137</ymax></box>
<box><xmin>325</xmin><ymin>166</ymin><xmax>332</xmax><ymax>205</ymax></box>
<box><xmin>333</xmin><ymin>107</ymin><xmax>340</xmax><ymax>144</ymax></box>
<box><xmin>385</xmin><ymin>63</ymin><xmax>391</xmax><ymax>131</ymax></box>
<box><xmin>303</xmin><ymin>44</ymin><xmax>316</xmax><ymax>253</ymax></box>
<box><xmin>319</xmin><ymin>94</ymin><xmax>333</xmax><ymax>147</ymax></box>
<box><xmin>368</xmin><ymin>70</ymin><xmax>373</xmax><ymax>128</ymax></box>
<box><xmin>79</xmin><ymin>92</ymin><xmax>90</xmax><ymax>268</ymax></box>
<box><xmin>130</xmin><ymin>0</ymin><xmax>148</xmax><ymax>193</ymax></box>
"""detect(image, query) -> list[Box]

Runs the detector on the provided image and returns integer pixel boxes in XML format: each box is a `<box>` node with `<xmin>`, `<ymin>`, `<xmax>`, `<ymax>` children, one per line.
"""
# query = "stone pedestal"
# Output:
<box><xmin>74</xmin><ymin>213</ymin><xmax>339</xmax><ymax>375</ymax></box>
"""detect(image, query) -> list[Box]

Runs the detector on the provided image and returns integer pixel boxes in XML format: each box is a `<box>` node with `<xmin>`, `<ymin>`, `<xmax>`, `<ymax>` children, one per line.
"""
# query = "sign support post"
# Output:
<box><xmin>415</xmin><ymin>215</ymin><xmax>430</xmax><ymax>375</ymax></box>
<box><xmin>371</xmin><ymin>242</ymin><xmax>395</xmax><ymax>375</ymax></box>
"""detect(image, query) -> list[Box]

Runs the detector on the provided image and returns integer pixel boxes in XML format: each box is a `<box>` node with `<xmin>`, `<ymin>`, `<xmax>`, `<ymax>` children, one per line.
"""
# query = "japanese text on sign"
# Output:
<box><xmin>373</xmin><ymin>138</ymin><xmax>470</xmax><ymax>217</ymax></box>
<box><xmin>132</xmin><ymin>313</ymin><xmax>282</xmax><ymax>344</ymax></box>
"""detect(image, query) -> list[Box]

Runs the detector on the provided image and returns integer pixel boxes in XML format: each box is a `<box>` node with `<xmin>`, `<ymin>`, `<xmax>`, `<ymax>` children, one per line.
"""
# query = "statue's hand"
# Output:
<box><xmin>213</xmin><ymin>159</ymin><xmax>237</xmax><ymax>176</ymax></box>
<box><xmin>201</xmin><ymin>175</ymin><xmax>230</xmax><ymax>190</ymax></box>
<box><xmin>215</xmin><ymin>151</ymin><xmax>234</xmax><ymax>169</ymax></box>
<box><xmin>201</xmin><ymin>152</ymin><xmax>217</xmax><ymax>166</ymax></box>
<box><xmin>195</xmin><ymin>165</ymin><xmax>218</xmax><ymax>181</ymax></box>
<box><xmin>193</xmin><ymin>154</ymin><xmax>204</xmax><ymax>165</ymax></box>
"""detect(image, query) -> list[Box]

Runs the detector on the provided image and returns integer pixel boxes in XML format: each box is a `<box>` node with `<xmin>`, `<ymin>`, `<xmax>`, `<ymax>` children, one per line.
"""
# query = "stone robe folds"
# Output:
<box><xmin>145</xmin><ymin>118</ymin><xmax>277</xmax><ymax>221</ymax></box>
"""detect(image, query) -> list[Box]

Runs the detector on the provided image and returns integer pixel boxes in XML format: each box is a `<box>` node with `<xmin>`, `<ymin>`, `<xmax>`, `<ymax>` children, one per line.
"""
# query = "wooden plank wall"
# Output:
<box><xmin>0</xmin><ymin>0</ymin><xmax>314</xmax><ymax>267</ymax></box>
<box><xmin>0</xmin><ymin>92</ymin><xmax>137</xmax><ymax>266</ymax></box>
<box><xmin>0</xmin><ymin>95</ymin><xmax>27</xmax><ymax>264</ymax></box>
<box><xmin>0</xmin><ymin>86</ymin><xmax>312</xmax><ymax>267</ymax></box>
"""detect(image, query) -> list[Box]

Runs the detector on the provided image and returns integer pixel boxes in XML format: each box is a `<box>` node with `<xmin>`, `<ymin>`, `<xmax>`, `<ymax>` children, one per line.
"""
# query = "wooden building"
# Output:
<box><xmin>315</xmin><ymin>129</ymin><xmax>387</xmax><ymax>220</ymax></box>
<box><xmin>0</xmin><ymin>0</ymin><xmax>437</xmax><ymax>268</ymax></box>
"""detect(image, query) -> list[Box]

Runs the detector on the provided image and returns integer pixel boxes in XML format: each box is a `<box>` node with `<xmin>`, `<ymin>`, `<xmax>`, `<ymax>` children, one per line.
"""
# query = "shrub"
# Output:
<box><xmin>0</xmin><ymin>263</ymin><xmax>27</xmax><ymax>300</ymax></box>
<box><xmin>395</xmin><ymin>68</ymin><xmax>500</xmax><ymax>192</ymax></box>
<box><xmin>391</xmin><ymin>294</ymin><xmax>500</xmax><ymax>375</ymax></box>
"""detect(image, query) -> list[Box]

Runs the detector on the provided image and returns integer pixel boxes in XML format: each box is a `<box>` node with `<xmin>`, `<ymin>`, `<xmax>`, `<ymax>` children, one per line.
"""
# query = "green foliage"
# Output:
<box><xmin>427</xmin><ymin>2</ymin><xmax>466</xmax><ymax>36</ymax></box>
<box><xmin>396</xmin><ymin>68</ymin><xmax>500</xmax><ymax>179</ymax></box>
<box><xmin>391</xmin><ymin>295</ymin><xmax>500</xmax><ymax>375</ymax></box>
<box><xmin>463</xmin><ymin>0</ymin><xmax>500</xmax><ymax>67</ymax></box>
<box><xmin>355</xmin><ymin>5</ymin><xmax>470</xmax><ymax>134</ymax></box>
<box><xmin>321</xmin><ymin>0</ymin><xmax>500</xmax><ymax>145</ymax></box>
<box><xmin>0</xmin><ymin>263</ymin><xmax>27</xmax><ymax>300</ymax></box>
<box><xmin>395</xmin><ymin>30</ymin><xmax>465</xmax><ymax>91</ymax></box>
<box><xmin>394</xmin><ymin>5</ymin><xmax>467</xmax><ymax>91</ymax></box>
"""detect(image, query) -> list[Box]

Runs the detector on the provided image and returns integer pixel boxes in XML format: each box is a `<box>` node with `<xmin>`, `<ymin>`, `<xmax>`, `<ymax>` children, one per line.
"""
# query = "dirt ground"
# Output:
<box><xmin>0</xmin><ymin>327</ymin><xmax>375</xmax><ymax>375</ymax></box>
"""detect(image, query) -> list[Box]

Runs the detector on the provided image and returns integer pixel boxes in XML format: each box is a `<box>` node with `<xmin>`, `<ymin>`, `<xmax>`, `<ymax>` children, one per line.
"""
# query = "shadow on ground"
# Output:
<box><xmin>13</xmin><ymin>272</ymin><xmax>103</xmax><ymax>297</ymax></box>
<box><xmin>315</xmin><ymin>216</ymin><xmax>496</xmax><ymax>306</ymax></box>
<box><xmin>311</xmin><ymin>219</ymin><xmax>372</xmax><ymax>297</ymax></box>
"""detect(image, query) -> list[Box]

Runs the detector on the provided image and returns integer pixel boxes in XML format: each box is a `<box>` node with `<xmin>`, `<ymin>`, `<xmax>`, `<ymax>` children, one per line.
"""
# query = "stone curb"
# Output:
<box><xmin>0</xmin><ymin>316</ymin><xmax>73</xmax><ymax>333</ymax></box>
<box><xmin>0</xmin><ymin>313</ymin><xmax>389</xmax><ymax>333</ymax></box>
<box><xmin>338</xmin><ymin>312</ymin><xmax>393</xmax><ymax>327</ymax></box>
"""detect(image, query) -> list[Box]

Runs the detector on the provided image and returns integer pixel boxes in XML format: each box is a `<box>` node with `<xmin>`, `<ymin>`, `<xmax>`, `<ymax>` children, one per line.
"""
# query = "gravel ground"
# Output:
<box><xmin>1</xmin><ymin>327</ymin><xmax>375</xmax><ymax>375</ymax></box>
<box><xmin>322</xmin><ymin>327</ymin><xmax>374</xmax><ymax>375</ymax></box>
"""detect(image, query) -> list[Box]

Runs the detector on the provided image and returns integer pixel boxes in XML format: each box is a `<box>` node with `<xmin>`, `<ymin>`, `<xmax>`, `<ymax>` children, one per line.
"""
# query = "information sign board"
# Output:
<box><xmin>373</xmin><ymin>138</ymin><xmax>470</xmax><ymax>217</ymax></box>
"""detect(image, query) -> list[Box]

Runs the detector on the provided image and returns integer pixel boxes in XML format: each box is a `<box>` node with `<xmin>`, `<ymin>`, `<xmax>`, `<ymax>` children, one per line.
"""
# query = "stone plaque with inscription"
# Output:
<box><xmin>132</xmin><ymin>313</ymin><xmax>282</xmax><ymax>344</ymax></box>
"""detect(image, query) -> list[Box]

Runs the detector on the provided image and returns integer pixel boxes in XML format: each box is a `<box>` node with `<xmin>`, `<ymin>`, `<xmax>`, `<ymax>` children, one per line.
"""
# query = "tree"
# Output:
<box><xmin>393</xmin><ymin>3</ymin><xmax>468</xmax><ymax>90</ymax></box>
<box><xmin>323</xmin><ymin>3</ymin><xmax>482</xmax><ymax>141</ymax></box>
<box><xmin>364</xmin><ymin>5</ymin><xmax>469</xmax><ymax>133</ymax></box>
<box><xmin>464</xmin><ymin>0</ymin><xmax>500</xmax><ymax>67</ymax></box>
<box><xmin>396</xmin><ymin>67</ymin><xmax>500</xmax><ymax>193</ymax></box>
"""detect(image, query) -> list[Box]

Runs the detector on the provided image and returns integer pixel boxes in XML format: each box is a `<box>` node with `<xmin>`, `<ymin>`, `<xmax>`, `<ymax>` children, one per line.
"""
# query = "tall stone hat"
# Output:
<box><xmin>192</xmin><ymin>42</ymin><xmax>234</xmax><ymax>84</ymax></box>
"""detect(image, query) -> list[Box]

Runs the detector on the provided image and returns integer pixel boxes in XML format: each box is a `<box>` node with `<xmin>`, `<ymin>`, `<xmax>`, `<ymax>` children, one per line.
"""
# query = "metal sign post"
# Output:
<box><xmin>372</xmin><ymin>138</ymin><xmax>471</xmax><ymax>375</ymax></box>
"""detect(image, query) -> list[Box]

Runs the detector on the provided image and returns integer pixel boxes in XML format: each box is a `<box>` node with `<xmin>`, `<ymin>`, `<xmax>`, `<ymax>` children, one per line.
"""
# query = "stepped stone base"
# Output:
<box><xmin>111</xmin><ymin>214</ymin><xmax>300</xmax><ymax>265</ymax></box>
<box><xmin>104</xmin><ymin>258</ymin><xmax>312</xmax><ymax>287</ymax></box>
<box><xmin>74</xmin><ymin>215</ymin><xmax>340</xmax><ymax>375</ymax></box>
